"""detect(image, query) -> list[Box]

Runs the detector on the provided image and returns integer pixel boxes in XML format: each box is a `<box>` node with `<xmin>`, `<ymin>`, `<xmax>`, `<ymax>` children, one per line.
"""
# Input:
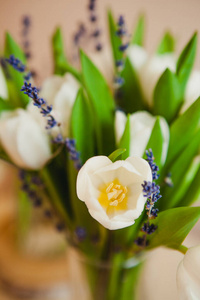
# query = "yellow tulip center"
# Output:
<box><xmin>98</xmin><ymin>179</ymin><xmax>128</xmax><ymax>213</ymax></box>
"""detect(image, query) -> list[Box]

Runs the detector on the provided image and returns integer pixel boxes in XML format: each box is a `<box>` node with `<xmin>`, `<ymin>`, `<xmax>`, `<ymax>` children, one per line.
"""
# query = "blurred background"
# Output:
<box><xmin>0</xmin><ymin>0</ymin><xmax>200</xmax><ymax>299</ymax></box>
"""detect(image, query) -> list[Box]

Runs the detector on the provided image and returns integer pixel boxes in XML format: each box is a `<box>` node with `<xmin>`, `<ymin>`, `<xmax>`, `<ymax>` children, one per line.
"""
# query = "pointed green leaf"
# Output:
<box><xmin>118</xmin><ymin>114</ymin><xmax>130</xmax><ymax>160</ymax></box>
<box><xmin>131</xmin><ymin>15</ymin><xmax>145</xmax><ymax>46</ymax></box>
<box><xmin>118</xmin><ymin>58</ymin><xmax>144</xmax><ymax>113</ymax></box>
<box><xmin>157</xmin><ymin>31</ymin><xmax>175</xmax><ymax>54</ymax></box>
<box><xmin>108</xmin><ymin>148</ymin><xmax>127</xmax><ymax>162</ymax></box>
<box><xmin>167</xmin><ymin>97</ymin><xmax>200</xmax><ymax>166</ymax></box>
<box><xmin>176</xmin><ymin>32</ymin><xmax>197</xmax><ymax>96</ymax></box>
<box><xmin>52</xmin><ymin>27</ymin><xmax>68</xmax><ymax>75</ymax></box>
<box><xmin>161</xmin><ymin>129</ymin><xmax>200</xmax><ymax>209</ymax></box>
<box><xmin>148</xmin><ymin>207</ymin><xmax>200</xmax><ymax>250</ymax></box>
<box><xmin>80</xmin><ymin>51</ymin><xmax>115</xmax><ymax>155</ymax></box>
<box><xmin>52</xmin><ymin>28</ymin><xmax>81</xmax><ymax>81</ymax></box>
<box><xmin>108</xmin><ymin>10</ymin><xmax>123</xmax><ymax>64</ymax></box>
<box><xmin>153</xmin><ymin>68</ymin><xmax>182</xmax><ymax>123</ymax></box>
<box><xmin>4</xmin><ymin>33</ymin><xmax>28</xmax><ymax>108</ymax></box>
<box><xmin>70</xmin><ymin>88</ymin><xmax>95</xmax><ymax>164</ymax></box>
<box><xmin>180</xmin><ymin>166</ymin><xmax>200</xmax><ymax>207</ymax></box>
<box><xmin>174</xmin><ymin>158</ymin><xmax>200</xmax><ymax>207</ymax></box>
<box><xmin>144</xmin><ymin>117</ymin><xmax>166</xmax><ymax>168</ymax></box>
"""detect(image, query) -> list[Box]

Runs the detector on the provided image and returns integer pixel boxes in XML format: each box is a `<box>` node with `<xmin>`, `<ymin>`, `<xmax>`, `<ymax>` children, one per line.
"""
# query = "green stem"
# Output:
<box><xmin>40</xmin><ymin>167</ymin><xmax>71</xmax><ymax>226</ymax></box>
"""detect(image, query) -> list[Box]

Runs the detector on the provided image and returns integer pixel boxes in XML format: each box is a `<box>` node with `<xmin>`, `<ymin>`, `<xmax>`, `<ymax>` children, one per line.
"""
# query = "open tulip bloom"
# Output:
<box><xmin>0</xmin><ymin>6</ymin><xmax>200</xmax><ymax>300</ymax></box>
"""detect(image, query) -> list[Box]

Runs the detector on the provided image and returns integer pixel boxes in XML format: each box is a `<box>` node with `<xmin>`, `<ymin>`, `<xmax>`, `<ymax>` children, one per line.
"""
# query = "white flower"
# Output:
<box><xmin>177</xmin><ymin>245</ymin><xmax>200</xmax><ymax>300</ymax></box>
<box><xmin>76</xmin><ymin>155</ymin><xmax>152</xmax><ymax>230</ymax></box>
<box><xmin>115</xmin><ymin>111</ymin><xmax>169</xmax><ymax>165</ymax></box>
<box><xmin>0</xmin><ymin>109</ymin><xmax>51</xmax><ymax>169</ymax></box>
<box><xmin>127</xmin><ymin>45</ymin><xmax>148</xmax><ymax>71</ymax></box>
<box><xmin>181</xmin><ymin>71</ymin><xmax>200</xmax><ymax>113</ymax></box>
<box><xmin>0</xmin><ymin>66</ymin><xmax>8</xmax><ymax>99</ymax></box>
<box><xmin>138</xmin><ymin>53</ymin><xmax>176</xmax><ymax>107</ymax></box>
<box><xmin>33</xmin><ymin>73</ymin><xmax>79</xmax><ymax>136</ymax></box>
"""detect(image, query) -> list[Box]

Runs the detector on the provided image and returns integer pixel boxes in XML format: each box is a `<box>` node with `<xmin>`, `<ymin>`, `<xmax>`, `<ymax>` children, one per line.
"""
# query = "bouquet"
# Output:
<box><xmin>0</xmin><ymin>2</ymin><xmax>199</xmax><ymax>299</ymax></box>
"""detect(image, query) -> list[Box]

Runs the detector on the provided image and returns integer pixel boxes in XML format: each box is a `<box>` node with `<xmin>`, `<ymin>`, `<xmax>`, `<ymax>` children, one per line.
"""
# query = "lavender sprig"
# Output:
<box><xmin>135</xmin><ymin>149</ymin><xmax>161</xmax><ymax>248</ymax></box>
<box><xmin>6</xmin><ymin>56</ymin><xmax>82</xmax><ymax>170</ymax></box>
<box><xmin>114</xmin><ymin>16</ymin><xmax>129</xmax><ymax>99</ymax></box>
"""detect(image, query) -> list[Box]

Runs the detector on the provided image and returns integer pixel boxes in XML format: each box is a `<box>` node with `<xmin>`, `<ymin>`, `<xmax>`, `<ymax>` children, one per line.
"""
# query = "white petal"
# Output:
<box><xmin>115</xmin><ymin>110</ymin><xmax>127</xmax><ymax>143</ymax></box>
<box><xmin>129</xmin><ymin>111</ymin><xmax>156</xmax><ymax>157</ymax></box>
<box><xmin>159</xmin><ymin>117</ymin><xmax>170</xmax><ymax>164</ymax></box>
<box><xmin>127</xmin><ymin>45</ymin><xmax>148</xmax><ymax>71</ymax></box>
<box><xmin>76</xmin><ymin>156</ymin><xmax>112</xmax><ymax>201</ymax></box>
<box><xmin>177</xmin><ymin>261</ymin><xmax>200</xmax><ymax>300</ymax></box>
<box><xmin>89</xmin><ymin>208</ymin><xmax>135</xmax><ymax>230</ymax></box>
<box><xmin>16</xmin><ymin>113</ymin><xmax>51</xmax><ymax>169</ymax></box>
<box><xmin>40</xmin><ymin>75</ymin><xmax>65</xmax><ymax>105</ymax></box>
<box><xmin>139</xmin><ymin>54</ymin><xmax>176</xmax><ymax>106</ymax></box>
<box><xmin>0</xmin><ymin>110</ymin><xmax>27</xmax><ymax>167</ymax></box>
<box><xmin>93</xmin><ymin>160</ymin><xmax>143</xmax><ymax>187</ymax></box>
<box><xmin>181</xmin><ymin>71</ymin><xmax>200</xmax><ymax>113</ymax></box>
<box><xmin>53</xmin><ymin>81</ymin><xmax>78</xmax><ymax>135</ymax></box>
<box><xmin>0</xmin><ymin>66</ymin><xmax>8</xmax><ymax>99</ymax></box>
<box><xmin>126</xmin><ymin>156</ymin><xmax>152</xmax><ymax>180</ymax></box>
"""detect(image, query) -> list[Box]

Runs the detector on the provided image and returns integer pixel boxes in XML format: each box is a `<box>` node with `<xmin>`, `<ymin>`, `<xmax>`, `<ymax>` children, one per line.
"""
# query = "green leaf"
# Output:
<box><xmin>148</xmin><ymin>207</ymin><xmax>200</xmax><ymax>250</ymax></box>
<box><xmin>108</xmin><ymin>10</ymin><xmax>123</xmax><ymax>64</ymax></box>
<box><xmin>180</xmin><ymin>166</ymin><xmax>200</xmax><ymax>207</ymax></box>
<box><xmin>80</xmin><ymin>50</ymin><xmax>116</xmax><ymax>155</ymax></box>
<box><xmin>173</xmin><ymin>157</ymin><xmax>200</xmax><ymax>207</ymax></box>
<box><xmin>118</xmin><ymin>58</ymin><xmax>144</xmax><ymax>113</ymax></box>
<box><xmin>70</xmin><ymin>88</ymin><xmax>95</xmax><ymax>164</ymax></box>
<box><xmin>52</xmin><ymin>27</ymin><xmax>68</xmax><ymax>74</ymax></box>
<box><xmin>166</xmin><ymin>97</ymin><xmax>200</xmax><ymax>166</ymax></box>
<box><xmin>157</xmin><ymin>31</ymin><xmax>175</xmax><ymax>54</ymax></box>
<box><xmin>118</xmin><ymin>114</ymin><xmax>130</xmax><ymax>160</ymax></box>
<box><xmin>108</xmin><ymin>148</ymin><xmax>127</xmax><ymax>162</ymax></box>
<box><xmin>4</xmin><ymin>33</ymin><xmax>28</xmax><ymax>108</ymax></box>
<box><xmin>52</xmin><ymin>28</ymin><xmax>81</xmax><ymax>81</ymax></box>
<box><xmin>153</xmin><ymin>68</ymin><xmax>182</xmax><ymax>123</ymax></box>
<box><xmin>131</xmin><ymin>15</ymin><xmax>145</xmax><ymax>46</ymax></box>
<box><xmin>144</xmin><ymin>117</ymin><xmax>166</xmax><ymax>168</ymax></box>
<box><xmin>176</xmin><ymin>32</ymin><xmax>197</xmax><ymax>96</ymax></box>
<box><xmin>0</xmin><ymin>97</ymin><xmax>14</xmax><ymax>111</ymax></box>
<box><xmin>160</xmin><ymin>129</ymin><xmax>200</xmax><ymax>210</ymax></box>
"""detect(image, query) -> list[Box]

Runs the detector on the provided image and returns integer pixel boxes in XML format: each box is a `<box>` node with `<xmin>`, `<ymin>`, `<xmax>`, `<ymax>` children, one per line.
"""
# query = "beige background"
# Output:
<box><xmin>0</xmin><ymin>0</ymin><xmax>200</xmax><ymax>299</ymax></box>
<box><xmin>1</xmin><ymin>0</ymin><xmax>200</xmax><ymax>81</ymax></box>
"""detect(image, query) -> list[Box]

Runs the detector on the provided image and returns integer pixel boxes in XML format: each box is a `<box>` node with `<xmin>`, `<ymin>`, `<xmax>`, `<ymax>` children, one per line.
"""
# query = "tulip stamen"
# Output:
<box><xmin>106</xmin><ymin>182</ymin><xmax>127</xmax><ymax>206</ymax></box>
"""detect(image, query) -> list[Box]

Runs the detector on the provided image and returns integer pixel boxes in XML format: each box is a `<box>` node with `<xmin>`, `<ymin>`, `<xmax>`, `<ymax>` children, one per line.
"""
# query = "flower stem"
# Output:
<box><xmin>40</xmin><ymin>167</ymin><xmax>71</xmax><ymax>226</ymax></box>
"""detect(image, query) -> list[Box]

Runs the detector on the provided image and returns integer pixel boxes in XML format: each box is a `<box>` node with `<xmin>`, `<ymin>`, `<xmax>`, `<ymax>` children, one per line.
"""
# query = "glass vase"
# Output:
<box><xmin>69</xmin><ymin>248</ymin><xmax>145</xmax><ymax>300</ymax></box>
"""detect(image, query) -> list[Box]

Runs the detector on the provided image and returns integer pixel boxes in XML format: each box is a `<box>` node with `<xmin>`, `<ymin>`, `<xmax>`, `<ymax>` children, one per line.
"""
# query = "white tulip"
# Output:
<box><xmin>115</xmin><ymin>111</ymin><xmax>169</xmax><ymax>165</ymax></box>
<box><xmin>76</xmin><ymin>155</ymin><xmax>152</xmax><ymax>230</ymax></box>
<box><xmin>0</xmin><ymin>109</ymin><xmax>51</xmax><ymax>169</ymax></box>
<box><xmin>177</xmin><ymin>245</ymin><xmax>200</xmax><ymax>300</ymax></box>
<box><xmin>181</xmin><ymin>71</ymin><xmax>200</xmax><ymax>113</ymax></box>
<box><xmin>127</xmin><ymin>45</ymin><xmax>148</xmax><ymax>71</ymax></box>
<box><xmin>0</xmin><ymin>66</ymin><xmax>8</xmax><ymax>99</ymax></box>
<box><xmin>37</xmin><ymin>73</ymin><xmax>79</xmax><ymax>136</ymax></box>
<box><xmin>138</xmin><ymin>54</ymin><xmax>176</xmax><ymax>107</ymax></box>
